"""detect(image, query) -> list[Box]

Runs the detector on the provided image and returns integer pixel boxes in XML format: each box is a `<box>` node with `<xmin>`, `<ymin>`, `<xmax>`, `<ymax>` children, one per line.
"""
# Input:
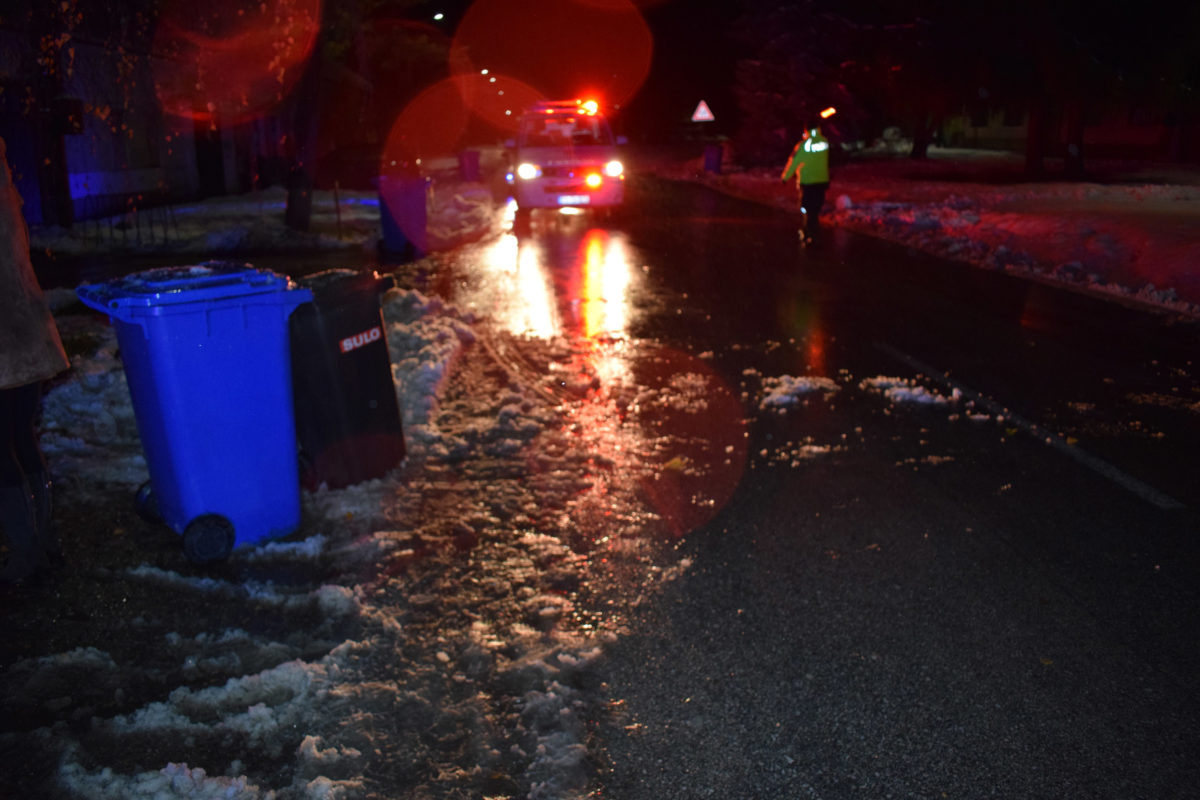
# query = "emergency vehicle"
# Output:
<box><xmin>505</xmin><ymin>99</ymin><xmax>626</xmax><ymax>221</ymax></box>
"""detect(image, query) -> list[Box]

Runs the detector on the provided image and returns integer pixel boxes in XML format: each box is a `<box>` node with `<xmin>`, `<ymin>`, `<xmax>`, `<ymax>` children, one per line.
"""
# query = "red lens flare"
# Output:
<box><xmin>632</xmin><ymin>349</ymin><xmax>748</xmax><ymax>538</ymax></box>
<box><xmin>455</xmin><ymin>72</ymin><xmax>545</xmax><ymax>134</ymax></box>
<box><xmin>378</xmin><ymin>79</ymin><xmax>471</xmax><ymax>248</ymax></box>
<box><xmin>152</xmin><ymin>0</ymin><xmax>321</xmax><ymax>126</ymax></box>
<box><xmin>354</xmin><ymin>17</ymin><xmax>453</xmax><ymax>139</ymax></box>
<box><xmin>381</xmin><ymin>79</ymin><xmax>470</xmax><ymax>167</ymax></box>
<box><xmin>450</xmin><ymin>0</ymin><xmax>652</xmax><ymax>111</ymax></box>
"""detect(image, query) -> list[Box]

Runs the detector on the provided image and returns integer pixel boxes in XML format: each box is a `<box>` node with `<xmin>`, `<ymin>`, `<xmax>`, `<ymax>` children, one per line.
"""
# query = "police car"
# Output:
<box><xmin>505</xmin><ymin>99</ymin><xmax>626</xmax><ymax>220</ymax></box>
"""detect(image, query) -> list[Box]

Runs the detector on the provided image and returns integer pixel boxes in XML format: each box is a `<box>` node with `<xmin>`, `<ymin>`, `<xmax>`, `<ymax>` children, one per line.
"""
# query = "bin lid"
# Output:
<box><xmin>78</xmin><ymin>262</ymin><xmax>297</xmax><ymax>312</ymax></box>
<box><xmin>296</xmin><ymin>269</ymin><xmax>395</xmax><ymax>305</ymax></box>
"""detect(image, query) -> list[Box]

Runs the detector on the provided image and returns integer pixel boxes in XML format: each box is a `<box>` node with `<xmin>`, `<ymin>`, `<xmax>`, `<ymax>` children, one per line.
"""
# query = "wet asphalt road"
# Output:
<box><xmin>40</xmin><ymin>173</ymin><xmax>1198</xmax><ymax>797</ymax></box>
<box><xmin>494</xmin><ymin>178</ymin><xmax>1200</xmax><ymax>798</ymax></box>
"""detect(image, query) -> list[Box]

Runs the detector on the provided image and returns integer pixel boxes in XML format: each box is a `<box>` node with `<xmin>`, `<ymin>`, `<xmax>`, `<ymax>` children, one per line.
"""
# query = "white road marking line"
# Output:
<box><xmin>875</xmin><ymin>342</ymin><xmax>1187</xmax><ymax>511</ymax></box>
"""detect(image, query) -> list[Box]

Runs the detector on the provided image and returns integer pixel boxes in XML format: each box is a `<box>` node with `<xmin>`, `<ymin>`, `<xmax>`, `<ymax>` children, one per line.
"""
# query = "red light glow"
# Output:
<box><xmin>381</xmin><ymin>79</ymin><xmax>471</xmax><ymax>166</ymax></box>
<box><xmin>450</xmin><ymin>0</ymin><xmax>652</xmax><ymax>111</ymax></box>
<box><xmin>455</xmin><ymin>73</ymin><xmax>544</xmax><ymax>133</ymax></box>
<box><xmin>152</xmin><ymin>0</ymin><xmax>321</xmax><ymax>125</ymax></box>
<box><xmin>632</xmin><ymin>349</ymin><xmax>748</xmax><ymax>538</ymax></box>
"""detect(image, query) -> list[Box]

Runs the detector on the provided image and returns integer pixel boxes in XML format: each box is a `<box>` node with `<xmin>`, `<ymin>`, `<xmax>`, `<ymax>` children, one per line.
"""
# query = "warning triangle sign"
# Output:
<box><xmin>691</xmin><ymin>100</ymin><xmax>715</xmax><ymax>122</ymax></box>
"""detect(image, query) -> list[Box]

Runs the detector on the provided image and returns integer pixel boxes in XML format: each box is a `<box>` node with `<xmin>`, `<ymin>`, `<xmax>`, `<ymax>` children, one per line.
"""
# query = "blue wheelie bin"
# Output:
<box><xmin>377</xmin><ymin>164</ymin><xmax>429</xmax><ymax>260</ymax></box>
<box><xmin>78</xmin><ymin>263</ymin><xmax>313</xmax><ymax>563</ymax></box>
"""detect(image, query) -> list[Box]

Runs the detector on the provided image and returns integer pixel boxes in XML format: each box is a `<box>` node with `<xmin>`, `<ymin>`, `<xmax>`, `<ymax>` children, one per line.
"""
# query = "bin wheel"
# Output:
<box><xmin>183</xmin><ymin>514</ymin><xmax>235</xmax><ymax>564</ymax></box>
<box><xmin>135</xmin><ymin>481</ymin><xmax>163</xmax><ymax>524</ymax></box>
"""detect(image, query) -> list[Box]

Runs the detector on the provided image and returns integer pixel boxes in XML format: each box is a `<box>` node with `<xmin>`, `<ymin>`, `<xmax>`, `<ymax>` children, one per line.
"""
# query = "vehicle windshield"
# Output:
<box><xmin>520</xmin><ymin>114</ymin><xmax>614</xmax><ymax>147</ymax></box>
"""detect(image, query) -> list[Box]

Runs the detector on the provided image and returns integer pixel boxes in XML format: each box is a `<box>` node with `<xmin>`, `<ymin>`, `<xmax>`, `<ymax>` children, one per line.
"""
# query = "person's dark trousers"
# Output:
<box><xmin>1</xmin><ymin>381</ymin><xmax>54</xmax><ymax>584</ymax></box>
<box><xmin>800</xmin><ymin>181</ymin><xmax>830</xmax><ymax>240</ymax></box>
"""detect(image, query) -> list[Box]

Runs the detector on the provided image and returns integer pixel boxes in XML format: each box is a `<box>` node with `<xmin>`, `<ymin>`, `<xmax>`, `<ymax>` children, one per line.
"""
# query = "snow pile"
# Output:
<box><xmin>37</xmin><ymin>285</ymin><xmax>481</xmax><ymax>497</ymax></box>
<box><xmin>427</xmin><ymin>184</ymin><xmax>497</xmax><ymax>248</ymax></box>
<box><xmin>860</xmin><ymin>376</ymin><xmax>962</xmax><ymax>406</ymax></box>
<box><xmin>831</xmin><ymin>174</ymin><xmax>1200</xmax><ymax>313</ymax></box>
<box><xmin>104</xmin><ymin>659</ymin><xmax>329</xmax><ymax>754</ymax></box>
<box><xmin>29</xmin><ymin>173</ymin><xmax>496</xmax><ymax>259</ymax></box>
<box><xmin>858</xmin><ymin>375</ymin><xmax>1006</xmax><ymax>423</ymax></box>
<box><xmin>39</xmin><ymin>570</ymin><xmax>377</xmax><ymax>797</ymax></box>
<box><xmin>34</xmin><ymin>187</ymin><xmax>376</xmax><ymax>258</ymax></box>
<box><xmin>124</xmin><ymin>564</ymin><xmax>363</xmax><ymax>617</ymax></box>
<box><xmin>0</xmin><ymin>647</ymin><xmax>120</xmax><ymax>717</ymax></box>
<box><xmin>58</xmin><ymin>760</ymin><xmax>270</xmax><ymax>800</ymax></box>
<box><xmin>39</xmin><ymin>329</ymin><xmax>146</xmax><ymax>488</ymax></box>
<box><xmin>240</xmin><ymin>535</ymin><xmax>329</xmax><ymax>563</ymax></box>
<box><xmin>16</xmin><ymin>277</ymin><xmax>711</xmax><ymax>800</ymax></box>
<box><xmin>737</xmin><ymin>366</ymin><xmax>840</xmax><ymax>412</ymax></box>
<box><xmin>650</xmin><ymin>147</ymin><xmax>1200</xmax><ymax>316</ymax></box>
<box><xmin>758</xmin><ymin>373</ymin><xmax>840</xmax><ymax>411</ymax></box>
<box><xmin>382</xmin><ymin>289</ymin><xmax>478</xmax><ymax>461</ymax></box>
<box><xmin>756</xmin><ymin>439</ymin><xmax>844</xmax><ymax>470</ymax></box>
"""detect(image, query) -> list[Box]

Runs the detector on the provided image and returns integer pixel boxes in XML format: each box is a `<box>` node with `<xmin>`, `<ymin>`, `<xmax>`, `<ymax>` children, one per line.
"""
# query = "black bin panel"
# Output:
<box><xmin>290</xmin><ymin>270</ymin><xmax>405</xmax><ymax>489</ymax></box>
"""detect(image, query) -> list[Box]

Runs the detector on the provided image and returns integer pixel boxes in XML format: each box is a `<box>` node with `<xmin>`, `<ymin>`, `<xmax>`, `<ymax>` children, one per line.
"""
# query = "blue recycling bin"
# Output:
<box><xmin>377</xmin><ymin>172</ymin><xmax>429</xmax><ymax>259</ymax></box>
<box><xmin>77</xmin><ymin>263</ymin><xmax>313</xmax><ymax>563</ymax></box>
<box><xmin>703</xmin><ymin>143</ymin><xmax>723</xmax><ymax>174</ymax></box>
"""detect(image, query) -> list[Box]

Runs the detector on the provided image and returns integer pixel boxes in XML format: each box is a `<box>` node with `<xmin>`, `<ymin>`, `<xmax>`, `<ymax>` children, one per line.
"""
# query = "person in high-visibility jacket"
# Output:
<box><xmin>780</xmin><ymin>123</ymin><xmax>831</xmax><ymax>243</ymax></box>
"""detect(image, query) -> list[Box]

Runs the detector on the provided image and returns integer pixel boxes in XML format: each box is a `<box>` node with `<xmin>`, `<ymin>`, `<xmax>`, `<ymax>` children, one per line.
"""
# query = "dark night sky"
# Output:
<box><xmin>621</xmin><ymin>0</ymin><xmax>744</xmax><ymax>138</ymax></box>
<box><xmin>618</xmin><ymin>0</ymin><xmax>1197</xmax><ymax>139</ymax></box>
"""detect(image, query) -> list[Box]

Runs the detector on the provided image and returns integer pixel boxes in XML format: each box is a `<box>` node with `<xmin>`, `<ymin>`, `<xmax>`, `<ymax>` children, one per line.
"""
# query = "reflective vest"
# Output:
<box><xmin>781</xmin><ymin>128</ymin><xmax>830</xmax><ymax>185</ymax></box>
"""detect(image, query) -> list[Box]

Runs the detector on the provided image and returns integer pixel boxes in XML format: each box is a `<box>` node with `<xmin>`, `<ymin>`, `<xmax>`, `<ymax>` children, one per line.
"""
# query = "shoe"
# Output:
<box><xmin>28</xmin><ymin>472</ymin><xmax>65</xmax><ymax>566</ymax></box>
<box><xmin>0</xmin><ymin>485</ymin><xmax>47</xmax><ymax>586</ymax></box>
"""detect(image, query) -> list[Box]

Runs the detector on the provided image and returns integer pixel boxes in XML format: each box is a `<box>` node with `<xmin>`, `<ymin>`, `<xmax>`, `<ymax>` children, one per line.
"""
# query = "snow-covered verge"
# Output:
<box><xmin>4</xmin><ymin>269</ymin><xmax>1002</xmax><ymax>798</ymax></box>
<box><xmin>11</xmin><ymin>288</ymin><xmax>626</xmax><ymax>799</ymax></box>
<box><xmin>646</xmin><ymin>146</ymin><xmax>1200</xmax><ymax>317</ymax></box>
<box><xmin>29</xmin><ymin>168</ymin><xmax>497</xmax><ymax>261</ymax></box>
<box><xmin>31</xmin><ymin>145</ymin><xmax>1200</xmax><ymax>321</ymax></box>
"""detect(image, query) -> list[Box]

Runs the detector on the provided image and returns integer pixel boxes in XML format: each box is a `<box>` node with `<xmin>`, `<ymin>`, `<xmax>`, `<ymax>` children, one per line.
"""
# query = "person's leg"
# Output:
<box><xmin>8</xmin><ymin>381</ymin><xmax>62</xmax><ymax>561</ymax></box>
<box><xmin>0</xmin><ymin>383</ymin><xmax>45</xmax><ymax>584</ymax></box>
<box><xmin>804</xmin><ymin>183</ymin><xmax>829</xmax><ymax>240</ymax></box>
<box><xmin>800</xmin><ymin>184</ymin><xmax>821</xmax><ymax>242</ymax></box>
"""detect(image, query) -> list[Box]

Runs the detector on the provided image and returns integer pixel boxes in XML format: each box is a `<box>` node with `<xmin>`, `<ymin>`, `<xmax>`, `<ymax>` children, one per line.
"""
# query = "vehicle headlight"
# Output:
<box><xmin>585</xmin><ymin>173</ymin><xmax>603</xmax><ymax>188</ymax></box>
<box><xmin>516</xmin><ymin>162</ymin><xmax>541</xmax><ymax>180</ymax></box>
<box><xmin>603</xmin><ymin>160</ymin><xmax>624</xmax><ymax>177</ymax></box>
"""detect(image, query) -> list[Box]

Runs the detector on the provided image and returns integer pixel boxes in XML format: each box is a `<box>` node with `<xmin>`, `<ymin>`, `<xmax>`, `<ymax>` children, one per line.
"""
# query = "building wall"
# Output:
<box><xmin>0</xmin><ymin>20</ymin><xmax>266</xmax><ymax>226</ymax></box>
<box><xmin>0</xmin><ymin>29</ymin><xmax>45</xmax><ymax>224</ymax></box>
<box><xmin>60</xmin><ymin>41</ymin><xmax>205</xmax><ymax>219</ymax></box>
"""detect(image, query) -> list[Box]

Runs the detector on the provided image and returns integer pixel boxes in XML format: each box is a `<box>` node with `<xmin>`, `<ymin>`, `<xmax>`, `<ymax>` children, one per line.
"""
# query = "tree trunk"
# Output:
<box><xmin>285</xmin><ymin>38</ymin><xmax>325</xmax><ymax>232</ymax></box>
<box><xmin>910</xmin><ymin>113</ymin><xmax>932</xmax><ymax>160</ymax></box>
<box><xmin>1064</xmin><ymin>101</ymin><xmax>1085</xmax><ymax>179</ymax></box>
<box><xmin>1167</xmin><ymin>120</ymin><xmax>1184</xmax><ymax>162</ymax></box>
<box><xmin>1024</xmin><ymin>97</ymin><xmax>1046</xmax><ymax>178</ymax></box>
<box><xmin>29</xmin><ymin>5</ymin><xmax>73</xmax><ymax>228</ymax></box>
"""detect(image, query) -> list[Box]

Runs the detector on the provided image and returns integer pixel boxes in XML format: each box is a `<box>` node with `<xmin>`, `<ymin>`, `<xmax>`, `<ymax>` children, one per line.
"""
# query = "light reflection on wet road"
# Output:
<box><xmin>463</xmin><ymin>215</ymin><xmax>638</xmax><ymax>341</ymax></box>
<box><xmin>435</xmin><ymin>207</ymin><xmax>750</xmax><ymax>549</ymax></box>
